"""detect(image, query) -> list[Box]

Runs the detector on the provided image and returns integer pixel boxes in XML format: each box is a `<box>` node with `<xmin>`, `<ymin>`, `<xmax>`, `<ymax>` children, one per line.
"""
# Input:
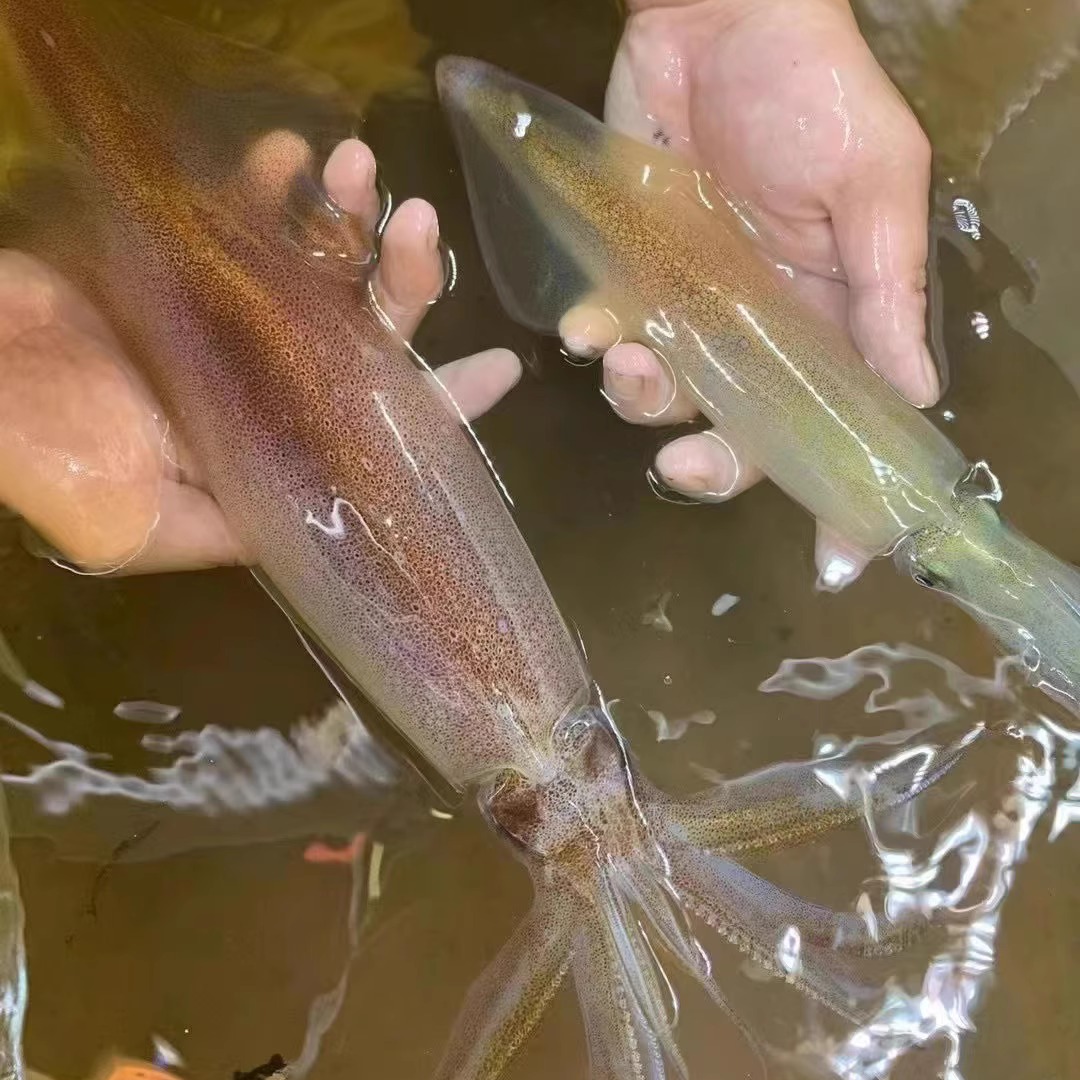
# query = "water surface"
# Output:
<box><xmin>2</xmin><ymin>1</ymin><xmax>1078</xmax><ymax>1078</ymax></box>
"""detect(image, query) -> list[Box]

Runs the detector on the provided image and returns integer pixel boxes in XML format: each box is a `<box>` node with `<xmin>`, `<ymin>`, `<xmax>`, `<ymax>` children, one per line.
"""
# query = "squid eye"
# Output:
<box><xmin>912</xmin><ymin>569</ymin><xmax>947</xmax><ymax>590</ymax></box>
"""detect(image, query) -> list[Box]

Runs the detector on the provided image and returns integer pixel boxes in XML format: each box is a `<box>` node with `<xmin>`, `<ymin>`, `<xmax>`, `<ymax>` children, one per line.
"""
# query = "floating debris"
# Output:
<box><xmin>233</xmin><ymin>1054</ymin><xmax>286</xmax><ymax>1080</ymax></box>
<box><xmin>710</xmin><ymin>593</ymin><xmax>740</xmax><ymax>617</ymax></box>
<box><xmin>647</xmin><ymin>708</ymin><xmax>716</xmax><ymax>742</ymax></box>
<box><xmin>113</xmin><ymin>701</ymin><xmax>181</xmax><ymax>725</ymax></box>
<box><xmin>303</xmin><ymin>833</ymin><xmax>366</xmax><ymax>867</ymax></box>
<box><xmin>641</xmin><ymin>591</ymin><xmax>674</xmax><ymax>633</ymax></box>
<box><xmin>971</xmin><ymin>311</ymin><xmax>991</xmax><ymax>340</ymax></box>
<box><xmin>368</xmin><ymin>840</ymin><xmax>385</xmax><ymax>901</ymax></box>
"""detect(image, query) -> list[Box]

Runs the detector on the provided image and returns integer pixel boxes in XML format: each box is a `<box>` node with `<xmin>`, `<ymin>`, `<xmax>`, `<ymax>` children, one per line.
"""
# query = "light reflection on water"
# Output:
<box><xmin>758</xmin><ymin>640</ymin><xmax>1079</xmax><ymax>1079</ymax></box>
<box><xmin>7</xmin><ymin>630</ymin><xmax>1076</xmax><ymax>1079</ymax></box>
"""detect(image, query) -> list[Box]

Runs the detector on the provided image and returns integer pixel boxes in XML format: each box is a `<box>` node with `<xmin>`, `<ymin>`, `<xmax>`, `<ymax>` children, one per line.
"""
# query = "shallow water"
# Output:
<box><xmin>1</xmin><ymin>1</ymin><xmax>1079</xmax><ymax>1078</ymax></box>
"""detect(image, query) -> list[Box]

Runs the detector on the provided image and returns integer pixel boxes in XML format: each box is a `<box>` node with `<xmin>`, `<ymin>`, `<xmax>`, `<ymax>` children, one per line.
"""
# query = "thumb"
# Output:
<box><xmin>603</xmin><ymin>16</ymin><xmax>690</xmax><ymax>147</ymax></box>
<box><xmin>827</xmin><ymin>124</ymin><xmax>941</xmax><ymax>408</ymax></box>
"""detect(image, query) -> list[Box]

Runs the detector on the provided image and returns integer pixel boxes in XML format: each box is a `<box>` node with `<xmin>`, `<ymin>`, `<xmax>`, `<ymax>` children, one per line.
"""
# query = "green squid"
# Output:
<box><xmin>438</xmin><ymin>56</ymin><xmax>1080</xmax><ymax>721</ymax></box>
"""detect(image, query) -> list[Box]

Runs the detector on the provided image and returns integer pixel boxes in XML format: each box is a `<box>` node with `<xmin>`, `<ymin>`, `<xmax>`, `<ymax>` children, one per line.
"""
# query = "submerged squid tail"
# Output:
<box><xmin>435</xmin><ymin>712</ymin><xmax>979</xmax><ymax>1079</ymax></box>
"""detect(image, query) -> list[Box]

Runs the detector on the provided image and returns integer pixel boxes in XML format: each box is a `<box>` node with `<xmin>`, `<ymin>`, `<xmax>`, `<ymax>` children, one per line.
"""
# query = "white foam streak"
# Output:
<box><xmin>2</xmin><ymin>701</ymin><xmax>397</xmax><ymax>819</ymax></box>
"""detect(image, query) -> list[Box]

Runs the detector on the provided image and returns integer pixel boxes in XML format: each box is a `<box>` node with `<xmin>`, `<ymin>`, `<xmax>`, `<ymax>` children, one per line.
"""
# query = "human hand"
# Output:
<box><xmin>564</xmin><ymin>0</ymin><xmax>938</xmax><ymax>581</ymax></box>
<box><xmin>0</xmin><ymin>138</ymin><xmax>521</xmax><ymax>576</ymax></box>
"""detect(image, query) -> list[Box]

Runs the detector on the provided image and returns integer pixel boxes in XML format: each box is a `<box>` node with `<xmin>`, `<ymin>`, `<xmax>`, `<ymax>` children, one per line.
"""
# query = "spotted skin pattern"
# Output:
<box><xmin>440</xmin><ymin>55</ymin><xmax>1080</xmax><ymax>719</ymax></box>
<box><xmin>2</xmin><ymin>0</ymin><xmax>589</xmax><ymax>788</ymax></box>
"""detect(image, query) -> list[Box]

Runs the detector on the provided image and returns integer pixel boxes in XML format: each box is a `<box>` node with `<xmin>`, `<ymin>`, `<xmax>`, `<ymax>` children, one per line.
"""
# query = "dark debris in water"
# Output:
<box><xmin>233</xmin><ymin>1054</ymin><xmax>286</xmax><ymax>1080</ymax></box>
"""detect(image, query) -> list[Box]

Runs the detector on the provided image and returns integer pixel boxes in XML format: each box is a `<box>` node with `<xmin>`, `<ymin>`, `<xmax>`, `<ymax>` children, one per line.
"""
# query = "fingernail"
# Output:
<box><xmin>559</xmin><ymin>306</ymin><xmax>620</xmax><ymax>358</ymax></box>
<box><xmin>817</xmin><ymin>552</ymin><xmax>860</xmax><ymax>592</ymax></box>
<box><xmin>563</xmin><ymin>334</ymin><xmax>600</xmax><ymax>359</ymax></box>
<box><xmin>605</xmin><ymin>370</ymin><xmax>642</xmax><ymax>404</ymax></box>
<box><xmin>699</xmin><ymin>439</ymin><xmax>739</xmax><ymax>498</ymax></box>
<box><xmin>681</xmin><ymin>463</ymin><xmax>735</xmax><ymax>498</ymax></box>
<box><xmin>677</xmin><ymin>470</ymin><xmax>714</xmax><ymax>495</ymax></box>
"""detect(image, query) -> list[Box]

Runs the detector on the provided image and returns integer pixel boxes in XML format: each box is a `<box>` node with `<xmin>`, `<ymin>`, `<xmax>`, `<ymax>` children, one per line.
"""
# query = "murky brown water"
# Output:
<box><xmin>1</xmin><ymin>1</ymin><xmax>1079</xmax><ymax>1078</ymax></box>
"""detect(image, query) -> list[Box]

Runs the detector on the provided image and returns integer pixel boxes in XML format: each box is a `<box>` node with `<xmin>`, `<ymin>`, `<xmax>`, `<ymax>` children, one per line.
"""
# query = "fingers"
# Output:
<box><xmin>603</xmin><ymin>12</ymin><xmax>692</xmax><ymax>149</ymax></box>
<box><xmin>98</xmin><ymin>349</ymin><xmax>523</xmax><ymax>572</ymax></box>
<box><xmin>654</xmin><ymin>430</ymin><xmax>763</xmax><ymax>501</ymax></box>
<box><xmin>241</xmin><ymin>129</ymin><xmax>314</xmax><ymax>208</ymax></box>
<box><xmin>559</xmin><ymin>303</ymin><xmax>621</xmax><ymax>359</ymax></box>
<box><xmin>0</xmin><ymin>252</ymin><xmax>164</xmax><ymax>572</ymax></box>
<box><xmin>585</xmin><ymin>330</ymin><xmax>758</xmax><ymax>504</ymax></box>
<box><xmin>371</xmin><ymin>197</ymin><xmax>444</xmax><ymax>341</ymax></box>
<box><xmin>262</xmin><ymin>134</ymin><xmax>446</xmax><ymax>344</ymax></box>
<box><xmin>323</xmin><ymin>138</ymin><xmax>381</xmax><ymax>225</ymax></box>
<box><xmin>828</xmin><ymin>117</ymin><xmax>940</xmax><ymax>408</ymax></box>
<box><xmin>118</xmin><ymin>482</ymin><xmax>250</xmax><ymax>575</ymax></box>
<box><xmin>601</xmin><ymin>343</ymin><xmax>699</xmax><ymax>424</ymax></box>
<box><xmin>324</xmin><ymin>140</ymin><xmax>444</xmax><ymax>341</ymax></box>
<box><xmin>0</xmin><ymin>252</ymin><xmax>252</xmax><ymax>576</ymax></box>
<box><xmin>814</xmin><ymin>522</ymin><xmax>870</xmax><ymax>592</ymax></box>
<box><xmin>430</xmin><ymin>348</ymin><xmax>523</xmax><ymax>422</ymax></box>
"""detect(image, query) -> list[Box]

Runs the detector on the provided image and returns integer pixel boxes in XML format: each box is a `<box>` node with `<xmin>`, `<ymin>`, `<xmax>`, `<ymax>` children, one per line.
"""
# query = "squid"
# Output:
<box><xmin>437</xmin><ymin>57</ymin><xmax>1080</xmax><ymax>722</ymax></box>
<box><xmin>0</xmin><ymin>4</ymin><xmax>981</xmax><ymax>1076</ymax></box>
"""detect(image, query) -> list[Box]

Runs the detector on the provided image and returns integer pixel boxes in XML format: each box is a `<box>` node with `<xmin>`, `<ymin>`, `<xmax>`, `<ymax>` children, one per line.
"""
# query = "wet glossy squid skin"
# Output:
<box><xmin>1</xmin><ymin>0</ymin><xmax>590</xmax><ymax>789</ymax></box>
<box><xmin>438</xmin><ymin>55</ymin><xmax>1080</xmax><ymax>718</ymax></box>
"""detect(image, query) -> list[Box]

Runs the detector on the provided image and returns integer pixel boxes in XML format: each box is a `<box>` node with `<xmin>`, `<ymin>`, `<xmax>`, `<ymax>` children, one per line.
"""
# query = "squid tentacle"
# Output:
<box><xmin>433</xmin><ymin>884</ymin><xmax>574</xmax><ymax>1080</ymax></box>
<box><xmin>435</xmin><ymin>710</ymin><xmax>975</xmax><ymax>1079</ymax></box>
